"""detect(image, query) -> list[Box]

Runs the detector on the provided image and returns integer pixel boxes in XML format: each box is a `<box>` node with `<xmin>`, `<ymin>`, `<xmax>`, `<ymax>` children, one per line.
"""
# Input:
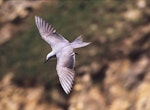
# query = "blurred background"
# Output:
<box><xmin>0</xmin><ymin>0</ymin><xmax>150</xmax><ymax>110</ymax></box>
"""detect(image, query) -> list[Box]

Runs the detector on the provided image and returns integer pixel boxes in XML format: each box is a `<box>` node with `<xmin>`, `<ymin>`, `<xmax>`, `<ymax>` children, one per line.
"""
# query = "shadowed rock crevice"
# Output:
<box><xmin>91</xmin><ymin>64</ymin><xmax>108</xmax><ymax>84</ymax></box>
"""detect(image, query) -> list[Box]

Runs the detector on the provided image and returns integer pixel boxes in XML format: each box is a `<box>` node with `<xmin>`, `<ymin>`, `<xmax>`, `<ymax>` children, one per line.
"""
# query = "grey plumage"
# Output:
<box><xmin>35</xmin><ymin>16</ymin><xmax>90</xmax><ymax>94</ymax></box>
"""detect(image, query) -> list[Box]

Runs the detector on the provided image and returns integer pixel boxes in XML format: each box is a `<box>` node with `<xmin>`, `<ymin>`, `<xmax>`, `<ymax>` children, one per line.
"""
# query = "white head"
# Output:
<box><xmin>45</xmin><ymin>52</ymin><xmax>56</xmax><ymax>63</ymax></box>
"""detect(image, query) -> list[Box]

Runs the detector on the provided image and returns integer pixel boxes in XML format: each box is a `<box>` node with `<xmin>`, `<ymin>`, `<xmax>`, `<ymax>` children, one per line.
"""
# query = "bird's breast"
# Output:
<box><xmin>56</xmin><ymin>45</ymin><xmax>74</xmax><ymax>63</ymax></box>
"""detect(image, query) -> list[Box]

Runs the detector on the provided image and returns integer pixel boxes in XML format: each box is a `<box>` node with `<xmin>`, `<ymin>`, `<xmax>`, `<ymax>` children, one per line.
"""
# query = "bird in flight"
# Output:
<box><xmin>35</xmin><ymin>16</ymin><xmax>90</xmax><ymax>94</ymax></box>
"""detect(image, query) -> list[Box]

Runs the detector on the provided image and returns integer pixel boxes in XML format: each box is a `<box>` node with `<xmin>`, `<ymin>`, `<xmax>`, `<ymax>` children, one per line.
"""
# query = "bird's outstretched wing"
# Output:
<box><xmin>35</xmin><ymin>16</ymin><xmax>69</xmax><ymax>49</ymax></box>
<box><xmin>56</xmin><ymin>52</ymin><xmax>75</xmax><ymax>94</ymax></box>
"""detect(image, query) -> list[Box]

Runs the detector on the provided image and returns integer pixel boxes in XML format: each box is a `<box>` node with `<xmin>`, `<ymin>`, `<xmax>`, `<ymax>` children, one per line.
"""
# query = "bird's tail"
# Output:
<box><xmin>71</xmin><ymin>35</ymin><xmax>91</xmax><ymax>49</ymax></box>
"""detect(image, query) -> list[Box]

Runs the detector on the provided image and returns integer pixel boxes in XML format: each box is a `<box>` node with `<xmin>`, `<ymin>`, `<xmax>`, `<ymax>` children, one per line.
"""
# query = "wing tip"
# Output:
<box><xmin>58</xmin><ymin>67</ymin><xmax>75</xmax><ymax>94</ymax></box>
<box><xmin>35</xmin><ymin>15</ymin><xmax>56</xmax><ymax>34</ymax></box>
<box><xmin>60</xmin><ymin>78</ymin><xmax>72</xmax><ymax>94</ymax></box>
<box><xmin>60</xmin><ymin>76</ymin><xmax>73</xmax><ymax>94</ymax></box>
<box><xmin>35</xmin><ymin>15</ymin><xmax>37</xmax><ymax>19</ymax></box>
<box><xmin>35</xmin><ymin>15</ymin><xmax>39</xmax><ymax>21</ymax></box>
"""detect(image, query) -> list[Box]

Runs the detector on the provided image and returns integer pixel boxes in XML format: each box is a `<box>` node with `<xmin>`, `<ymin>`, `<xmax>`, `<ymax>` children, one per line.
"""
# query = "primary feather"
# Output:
<box><xmin>35</xmin><ymin>16</ymin><xmax>90</xmax><ymax>94</ymax></box>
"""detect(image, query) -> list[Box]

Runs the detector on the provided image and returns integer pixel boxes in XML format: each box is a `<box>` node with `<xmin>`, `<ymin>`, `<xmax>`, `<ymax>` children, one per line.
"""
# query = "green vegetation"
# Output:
<box><xmin>0</xmin><ymin>0</ymin><xmax>143</xmax><ymax>86</ymax></box>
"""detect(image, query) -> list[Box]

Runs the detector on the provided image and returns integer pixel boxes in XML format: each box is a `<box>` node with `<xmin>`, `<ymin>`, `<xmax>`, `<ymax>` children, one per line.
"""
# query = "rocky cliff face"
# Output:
<box><xmin>0</xmin><ymin>0</ymin><xmax>150</xmax><ymax>110</ymax></box>
<box><xmin>0</xmin><ymin>0</ymin><xmax>43</xmax><ymax>44</ymax></box>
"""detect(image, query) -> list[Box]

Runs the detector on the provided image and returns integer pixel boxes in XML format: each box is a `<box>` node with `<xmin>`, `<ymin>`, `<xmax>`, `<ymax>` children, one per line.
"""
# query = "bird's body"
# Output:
<box><xmin>35</xmin><ymin>16</ymin><xmax>90</xmax><ymax>94</ymax></box>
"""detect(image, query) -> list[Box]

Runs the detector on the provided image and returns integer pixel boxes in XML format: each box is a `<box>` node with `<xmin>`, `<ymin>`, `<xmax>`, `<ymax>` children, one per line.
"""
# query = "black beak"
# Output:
<box><xmin>44</xmin><ymin>55</ymin><xmax>56</xmax><ymax>64</ymax></box>
<box><xmin>44</xmin><ymin>59</ymin><xmax>49</xmax><ymax>63</ymax></box>
<box><xmin>44</xmin><ymin>60</ymin><xmax>47</xmax><ymax>63</ymax></box>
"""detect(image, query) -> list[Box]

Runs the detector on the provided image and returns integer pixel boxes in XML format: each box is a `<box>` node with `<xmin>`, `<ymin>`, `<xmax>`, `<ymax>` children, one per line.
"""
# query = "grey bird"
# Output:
<box><xmin>35</xmin><ymin>16</ymin><xmax>90</xmax><ymax>94</ymax></box>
